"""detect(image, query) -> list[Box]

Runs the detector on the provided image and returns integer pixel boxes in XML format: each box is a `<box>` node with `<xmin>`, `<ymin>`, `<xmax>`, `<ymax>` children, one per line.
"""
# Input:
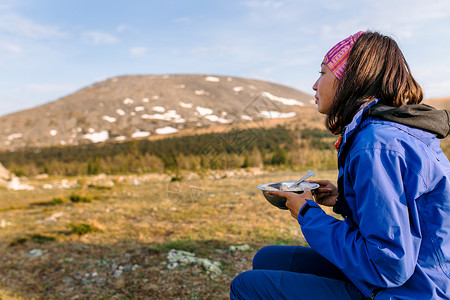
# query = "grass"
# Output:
<box><xmin>0</xmin><ymin>169</ymin><xmax>339</xmax><ymax>299</ymax></box>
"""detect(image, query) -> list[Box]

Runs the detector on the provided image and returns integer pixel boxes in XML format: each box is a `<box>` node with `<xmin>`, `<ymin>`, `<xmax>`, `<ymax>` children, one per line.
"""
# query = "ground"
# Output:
<box><xmin>0</xmin><ymin>169</ymin><xmax>338</xmax><ymax>299</ymax></box>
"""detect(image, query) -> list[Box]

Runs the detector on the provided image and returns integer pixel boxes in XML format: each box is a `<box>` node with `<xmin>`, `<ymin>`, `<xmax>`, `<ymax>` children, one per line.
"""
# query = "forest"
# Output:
<box><xmin>0</xmin><ymin>125</ymin><xmax>338</xmax><ymax>177</ymax></box>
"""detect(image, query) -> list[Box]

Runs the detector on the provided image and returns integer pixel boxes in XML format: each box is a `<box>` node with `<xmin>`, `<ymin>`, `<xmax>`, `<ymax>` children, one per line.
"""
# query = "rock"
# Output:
<box><xmin>0</xmin><ymin>162</ymin><xmax>10</xmax><ymax>180</ymax></box>
<box><xmin>7</xmin><ymin>177</ymin><xmax>35</xmax><ymax>191</ymax></box>
<box><xmin>0</xmin><ymin>219</ymin><xmax>11</xmax><ymax>228</ymax></box>
<box><xmin>28</xmin><ymin>249</ymin><xmax>43</xmax><ymax>258</ymax></box>
<box><xmin>167</xmin><ymin>249</ymin><xmax>221</xmax><ymax>275</ymax></box>
<box><xmin>229</xmin><ymin>244</ymin><xmax>251</xmax><ymax>252</ymax></box>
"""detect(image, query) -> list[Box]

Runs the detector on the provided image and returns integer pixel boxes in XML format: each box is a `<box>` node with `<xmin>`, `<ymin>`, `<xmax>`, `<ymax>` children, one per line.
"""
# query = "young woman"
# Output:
<box><xmin>230</xmin><ymin>31</ymin><xmax>450</xmax><ymax>299</ymax></box>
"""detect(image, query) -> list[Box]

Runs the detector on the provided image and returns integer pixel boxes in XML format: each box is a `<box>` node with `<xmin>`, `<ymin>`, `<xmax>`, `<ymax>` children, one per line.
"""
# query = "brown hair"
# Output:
<box><xmin>326</xmin><ymin>31</ymin><xmax>423</xmax><ymax>134</ymax></box>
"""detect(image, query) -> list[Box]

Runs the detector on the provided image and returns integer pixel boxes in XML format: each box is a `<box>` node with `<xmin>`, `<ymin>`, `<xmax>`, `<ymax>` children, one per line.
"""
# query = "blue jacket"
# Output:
<box><xmin>298</xmin><ymin>101</ymin><xmax>450</xmax><ymax>299</ymax></box>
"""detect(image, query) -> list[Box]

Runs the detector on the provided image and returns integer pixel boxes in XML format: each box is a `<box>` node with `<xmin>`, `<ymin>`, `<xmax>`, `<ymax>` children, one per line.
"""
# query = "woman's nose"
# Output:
<box><xmin>312</xmin><ymin>79</ymin><xmax>318</xmax><ymax>91</ymax></box>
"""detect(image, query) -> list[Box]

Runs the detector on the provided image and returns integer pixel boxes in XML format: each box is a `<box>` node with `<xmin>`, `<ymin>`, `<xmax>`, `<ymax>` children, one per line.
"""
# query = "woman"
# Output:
<box><xmin>230</xmin><ymin>31</ymin><xmax>450</xmax><ymax>299</ymax></box>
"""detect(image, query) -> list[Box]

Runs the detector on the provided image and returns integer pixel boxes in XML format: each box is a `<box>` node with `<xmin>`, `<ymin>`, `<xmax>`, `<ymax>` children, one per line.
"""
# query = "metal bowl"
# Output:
<box><xmin>257</xmin><ymin>181</ymin><xmax>319</xmax><ymax>210</ymax></box>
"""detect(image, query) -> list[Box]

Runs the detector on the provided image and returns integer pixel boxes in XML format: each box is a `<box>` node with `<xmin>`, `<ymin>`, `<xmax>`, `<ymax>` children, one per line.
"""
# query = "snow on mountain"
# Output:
<box><xmin>0</xmin><ymin>74</ymin><xmax>315</xmax><ymax>151</ymax></box>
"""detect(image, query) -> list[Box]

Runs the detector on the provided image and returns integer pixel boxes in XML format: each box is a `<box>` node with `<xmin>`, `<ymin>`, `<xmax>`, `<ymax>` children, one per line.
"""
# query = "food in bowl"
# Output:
<box><xmin>257</xmin><ymin>181</ymin><xmax>319</xmax><ymax>210</ymax></box>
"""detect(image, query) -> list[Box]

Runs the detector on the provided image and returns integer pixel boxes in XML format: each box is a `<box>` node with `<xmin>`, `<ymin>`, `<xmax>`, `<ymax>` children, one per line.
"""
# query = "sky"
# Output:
<box><xmin>1</xmin><ymin>0</ymin><xmax>450</xmax><ymax>117</ymax></box>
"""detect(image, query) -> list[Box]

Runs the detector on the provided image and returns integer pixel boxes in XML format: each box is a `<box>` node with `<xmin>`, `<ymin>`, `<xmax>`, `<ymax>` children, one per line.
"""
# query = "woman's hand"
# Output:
<box><xmin>267</xmin><ymin>190</ymin><xmax>313</xmax><ymax>220</ymax></box>
<box><xmin>308</xmin><ymin>180</ymin><xmax>338</xmax><ymax>207</ymax></box>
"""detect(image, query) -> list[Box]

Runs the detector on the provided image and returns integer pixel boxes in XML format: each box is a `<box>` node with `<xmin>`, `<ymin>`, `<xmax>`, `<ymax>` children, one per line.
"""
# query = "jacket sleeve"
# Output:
<box><xmin>298</xmin><ymin>147</ymin><xmax>422</xmax><ymax>289</ymax></box>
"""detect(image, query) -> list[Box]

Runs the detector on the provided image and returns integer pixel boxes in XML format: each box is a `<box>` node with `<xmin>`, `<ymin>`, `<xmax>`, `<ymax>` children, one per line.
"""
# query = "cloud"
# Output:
<box><xmin>240</xmin><ymin>0</ymin><xmax>284</xmax><ymax>9</ymax></box>
<box><xmin>0</xmin><ymin>13</ymin><xmax>65</xmax><ymax>39</ymax></box>
<box><xmin>117</xmin><ymin>24</ymin><xmax>132</xmax><ymax>33</ymax></box>
<box><xmin>0</xmin><ymin>42</ymin><xmax>22</xmax><ymax>55</ymax></box>
<box><xmin>130</xmin><ymin>47</ymin><xmax>149</xmax><ymax>57</ymax></box>
<box><xmin>82</xmin><ymin>31</ymin><xmax>119</xmax><ymax>45</ymax></box>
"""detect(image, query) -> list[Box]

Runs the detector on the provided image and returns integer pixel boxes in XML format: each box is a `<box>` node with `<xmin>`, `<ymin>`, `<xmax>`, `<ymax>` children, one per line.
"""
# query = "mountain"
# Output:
<box><xmin>423</xmin><ymin>97</ymin><xmax>450</xmax><ymax>109</ymax></box>
<box><xmin>0</xmin><ymin>74</ymin><xmax>315</xmax><ymax>151</ymax></box>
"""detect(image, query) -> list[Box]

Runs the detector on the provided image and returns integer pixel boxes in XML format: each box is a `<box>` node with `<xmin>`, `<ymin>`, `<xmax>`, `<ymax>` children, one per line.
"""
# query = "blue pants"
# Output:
<box><xmin>230</xmin><ymin>245</ymin><xmax>365</xmax><ymax>299</ymax></box>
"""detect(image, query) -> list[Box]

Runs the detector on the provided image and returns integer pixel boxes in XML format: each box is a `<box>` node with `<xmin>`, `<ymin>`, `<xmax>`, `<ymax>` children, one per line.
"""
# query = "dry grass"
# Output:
<box><xmin>0</xmin><ymin>169</ymin><xmax>338</xmax><ymax>299</ymax></box>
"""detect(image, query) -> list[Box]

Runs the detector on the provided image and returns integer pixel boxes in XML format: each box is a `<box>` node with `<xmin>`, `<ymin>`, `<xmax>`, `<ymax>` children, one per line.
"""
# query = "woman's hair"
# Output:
<box><xmin>326</xmin><ymin>31</ymin><xmax>423</xmax><ymax>134</ymax></box>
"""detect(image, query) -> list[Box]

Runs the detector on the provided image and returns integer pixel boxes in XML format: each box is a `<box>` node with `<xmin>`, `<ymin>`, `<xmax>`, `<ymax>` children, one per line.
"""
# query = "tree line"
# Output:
<box><xmin>0</xmin><ymin>125</ymin><xmax>338</xmax><ymax>177</ymax></box>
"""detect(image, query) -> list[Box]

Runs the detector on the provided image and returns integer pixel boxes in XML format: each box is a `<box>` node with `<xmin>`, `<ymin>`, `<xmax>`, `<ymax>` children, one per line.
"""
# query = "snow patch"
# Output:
<box><xmin>205</xmin><ymin>76</ymin><xmax>220</xmax><ymax>82</ymax></box>
<box><xmin>152</xmin><ymin>106</ymin><xmax>165</xmax><ymax>113</ymax></box>
<box><xmin>204</xmin><ymin>115</ymin><xmax>232</xmax><ymax>124</ymax></box>
<box><xmin>241</xmin><ymin>115</ymin><xmax>253</xmax><ymax>121</ymax></box>
<box><xmin>123</xmin><ymin>98</ymin><xmax>134</xmax><ymax>105</ymax></box>
<box><xmin>102</xmin><ymin>116</ymin><xmax>117</xmax><ymax>123</ymax></box>
<box><xmin>135</xmin><ymin>106</ymin><xmax>145</xmax><ymax>112</ymax></box>
<box><xmin>179</xmin><ymin>102</ymin><xmax>193</xmax><ymax>108</ymax></box>
<box><xmin>142</xmin><ymin>98</ymin><xmax>149</xmax><ymax>103</ymax></box>
<box><xmin>262</xmin><ymin>92</ymin><xmax>304</xmax><ymax>106</ymax></box>
<box><xmin>195</xmin><ymin>89</ymin><xmax>210</xmax><ymax>96</ymax></box>
<box><xmin>141</xmin><ymin>110</ymin><xmax>185</xmax><ymax>123</ymax></box>
<box><xmin>131</xmin><ymin>130</ymin><xmax>150</xmax><ymax>138</ymax></box>
<box><xmin>7</xmin><ymin>133</ymin><xmax>23</xmax><ymax>140</ymax></box>
<box><xmin>82</xmin><ymin>130</ymin><xmax>109</xmax><ymax>143</ymax></box>
<box><xmin>259</xmin><ymin>111</ymin><xmax>296</xmax><ymax>119</ymax></box>
<box><xmin>49</xmin><ymin>130</ymin><xmax>57</xmax><ymax>136</ymax></box>
<box><xmin>151</xmin><ymin>95</ymin><xmax>160</xmax><ymax>100</ymax></box>
<box><xmin>233</xmin><ymin>86</ymin><xmax>244</xmax><ymax>92</ymax></box>
<box><xmin>156</xmin><ymin>126</ymin><xmax>179</xmax><ymax>135</ymax></box>
<box><xmin>116</xmin><ymin>109</ymin><xmax>125</xmax><ymax>116</ymax></box>
<box><xmin>115</xmin><ymin>136</ymin><xmax>126</xmax><ymax>141</ymax></box>
<box><xmin>196</xmin><ymin>106</ymin><xmax>213</xmax><ymax>116</ymax></box>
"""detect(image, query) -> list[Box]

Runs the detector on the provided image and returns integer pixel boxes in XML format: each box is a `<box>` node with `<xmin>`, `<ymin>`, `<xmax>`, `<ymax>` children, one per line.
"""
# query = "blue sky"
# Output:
<box><xmin>1</xmin><ymin>0</ymin><xmax>450</xmax><ymax>116</ymax></box>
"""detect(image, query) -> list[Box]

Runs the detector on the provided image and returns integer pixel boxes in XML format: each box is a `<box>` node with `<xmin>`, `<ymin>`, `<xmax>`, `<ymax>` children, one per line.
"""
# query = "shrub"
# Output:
<box><xmin>69</xmin><ymin>223</ymin><xmax>101</xmax><ymax>235</ymax></box>
<box><xmin>69</xmin><ymin>194</ymin><xmax>91</xmax><ymax>203</ymax></box>
<box><xmin>51</xmin><ymin>197</ymin><xmax>65</xmax><ymax>204</ymax></box>
<box><xmin>9</xmin><ymin>237</ymin><xmax>28</xmax><ymax>247</ymax></box>
<box><xmin>30</xmin><ymin>234</ymin><xmax>56</xmax><ymax>243</ymax></box>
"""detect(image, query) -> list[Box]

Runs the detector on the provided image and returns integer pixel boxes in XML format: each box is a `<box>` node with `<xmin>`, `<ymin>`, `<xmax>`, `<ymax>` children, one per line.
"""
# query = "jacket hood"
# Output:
<box><xmin>367</xmin><ymin>103</ymin><xmax>450</xmax><ymax>139</ymax></box>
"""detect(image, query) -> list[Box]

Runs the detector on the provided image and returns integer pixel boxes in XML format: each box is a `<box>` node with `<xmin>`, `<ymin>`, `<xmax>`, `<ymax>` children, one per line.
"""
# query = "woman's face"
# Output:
<box><xmin>312</xmin><ymin>63</ymin><xmax>338</xmax><ymax>115</ymax></box>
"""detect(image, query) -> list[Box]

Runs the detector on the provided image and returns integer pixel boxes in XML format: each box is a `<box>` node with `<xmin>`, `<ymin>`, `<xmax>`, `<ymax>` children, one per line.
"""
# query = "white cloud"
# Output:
<box><xmin>82</xmin><ymin>31</ymin><xmax>119</xmax><ymax>45</ymax></box>
<box><xmin>130</xmin><ymin>46</ymin><xmax>149</xmax><ymax>56</ymax></box>
<box><xmin>317</xmin><ymin>0</ymin><xmax>450</xmax><ymax>42</ymax></box>
<box><xmin>241</xmin><ymin>0</ymin><xmax>284</xmax><ymax>9</ymax></box>
<box><xmin>0</xmin><ymin>13</ymin><xmax>65</xmax><ymax>39</ymax></box>
<box><xmin>117</xmin><ymin>24</ymin><xmax>132</xmax><ymax>33</ymax></box>
<box><xmin>0</xmin><ymin>42</ymin><xmax>22</xmax><ymax>55</ymax></box>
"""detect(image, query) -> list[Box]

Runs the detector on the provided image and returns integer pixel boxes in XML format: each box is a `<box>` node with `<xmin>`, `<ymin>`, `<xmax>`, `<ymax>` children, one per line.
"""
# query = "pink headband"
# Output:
<box><xmin>323</xmin><ymin>31</ymin><xmax>365</xmax><ymax>80</ymax></box>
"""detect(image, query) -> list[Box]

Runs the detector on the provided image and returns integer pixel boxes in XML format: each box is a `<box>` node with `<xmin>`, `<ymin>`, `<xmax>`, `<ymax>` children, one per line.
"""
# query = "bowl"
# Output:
<box><xmin>257</xmin><ymin>181</ymin><xmax>319</xmax><ymax>210</ymax></box>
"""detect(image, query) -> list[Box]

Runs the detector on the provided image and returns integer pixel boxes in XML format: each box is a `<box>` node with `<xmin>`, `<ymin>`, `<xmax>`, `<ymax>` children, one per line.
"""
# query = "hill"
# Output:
<box><xmin>423</xmin><ymin>97</ymin><xmax>450</xmax><ymax>109</ymax></box>
<box><xmin>0</xmin><ymin>74</ymin><xmax>315</xmax><ymax>151</ymax></box>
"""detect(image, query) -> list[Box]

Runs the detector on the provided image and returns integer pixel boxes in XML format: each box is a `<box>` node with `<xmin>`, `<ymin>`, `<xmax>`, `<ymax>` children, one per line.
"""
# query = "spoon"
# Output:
<box><xmin>288</xmin><ymin>170</ymin><xmax>316</xmax><ymax>190</ymax></box>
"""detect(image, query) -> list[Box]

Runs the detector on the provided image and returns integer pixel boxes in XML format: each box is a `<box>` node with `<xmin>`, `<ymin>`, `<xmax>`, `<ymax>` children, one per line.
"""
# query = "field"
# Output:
<box><xmin>0</xmin><ymin>169</ymin><xmax>338</xmax><ymax>299</ymax></box>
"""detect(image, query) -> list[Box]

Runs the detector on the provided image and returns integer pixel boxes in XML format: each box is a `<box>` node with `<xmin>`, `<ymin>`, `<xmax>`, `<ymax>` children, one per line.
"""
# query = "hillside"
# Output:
<box><xmin>0</xmin><ymin>74</ymin><xmax>315</xmax><ymax>151</ymax></box>
<box><xmin>423</xmin><ymin>97</ymin><xmax>450</xmax><ymax>109</ymax></box>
